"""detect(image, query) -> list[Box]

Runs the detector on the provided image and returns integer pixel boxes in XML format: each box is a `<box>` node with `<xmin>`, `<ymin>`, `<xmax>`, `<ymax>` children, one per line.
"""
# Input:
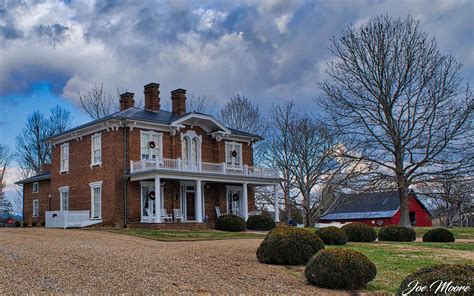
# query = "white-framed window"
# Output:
<box><xmin>32</xmin><ymin>182</ymin><xmax>39</xmax><ymax>193</ymax></box>
<box><xmin>60</xmin><ymin>143</ymin><xmax>69</xmax><ymax>172</ymax></box>
<box><xmin>32</xmin><ymin>199</ymin><xmax>39</xmax><ymax>217</ymax></box>
<box><xmin>89</xmin><ymin>181</ymin><xmax>102</xmax><ymax>219</ymax></box>
<box><xmin>91</xmin><ymin>133</ymin><xmax>102</xmax><ymax>166</ymax></box>
<box><xmin>225</xmin><ymin>141</ymin><xmax>243</xmax><ymax>168</ymax></box>
<box><xmin>59</xmin><ymin>186</ymin><xmax>69</xmax><ymax>211</ymax></box>
<box><xmin>140</xmin><ymin>131</ymin><xmax>163</xmax><ymax>160</ymax></box>
<box><xmin>181</xmin><ymin>130</ymin><xmax>201</xmax><ymax>163</ymax></box>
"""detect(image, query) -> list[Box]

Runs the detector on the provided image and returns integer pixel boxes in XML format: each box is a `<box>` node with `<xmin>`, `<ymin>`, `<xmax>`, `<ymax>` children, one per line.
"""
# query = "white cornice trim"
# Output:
<box><xmin>171</xmin><ymin>114</ymin><xmax>231</xmax><ymax>134</ymax></box>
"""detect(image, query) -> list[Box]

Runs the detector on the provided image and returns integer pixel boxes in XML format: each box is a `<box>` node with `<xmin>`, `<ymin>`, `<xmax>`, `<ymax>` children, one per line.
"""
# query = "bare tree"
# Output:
<box><xmin>218</xmin><ymin>94</ymin><xmax>268</xmax><ymax>165</ymax></box>
<box><xmin>79</xmin><ymin>83</ymin><xmax>117</xmax><ymax>120</ymax></box>
<box><xmin>0</xmin><ymin>145</ymin><xmax>13</xmax><ymax>217</ymax></box>
<box><xmin>421</xmin><ymin>175</ymin><xmax>473</xmax><ymax>227</ymax></box>
<box><xmin>187</xmin><ymin>94</ymin><xmax>210</xmax><ymax>113</ymax></box>
<box><xmin>15</xmin><ymin>107</ymin><xmax>73</xmax><ymax>174</ymax></box>
<box><xmin>320</xmin><ymin>15</ymin><xmax>473</xmax><ymax>227</ymax></box>
<box><xmin>287</xmin><ymin>115</ymin><xmax>362</xmax><ymax>226</ymax></box>
<box><xmin>0</xmin><ymin>144</ymin><xmax>11</xmax><ymax>180</ymax></box>
<box><xmin>262</xmin><ymin>101</ymin><xmax>299</xmax><ymax>220</ymax></box>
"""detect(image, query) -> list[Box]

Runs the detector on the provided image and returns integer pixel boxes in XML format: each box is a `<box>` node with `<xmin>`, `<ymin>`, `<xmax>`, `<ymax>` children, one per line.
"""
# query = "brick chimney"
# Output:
<box><xmin>144</xmin><ymin>83</ymin><xmax>160</xmax><ymax>112</ymax></box>
<box><xmin>171</xmin><ymin>89</ymin><xmax>186</xmax><ymax>115</ymax></box>
<box><xmin>40</xmin><ymin>163</ymin><xmax>51</xmax><ymax>173</ymax></box>
<box><xmin>119</xmin><ymin>92</ymin><xmax>135</xmax><ymax>111</ymax></box>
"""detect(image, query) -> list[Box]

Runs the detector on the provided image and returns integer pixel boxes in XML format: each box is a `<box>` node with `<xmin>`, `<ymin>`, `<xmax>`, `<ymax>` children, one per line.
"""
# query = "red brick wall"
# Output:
<box><xmin>23</xmin><ymin>179</ymin><xmax>51</xmax><ymax>224</ymax></box>
<box><xmin>50</xmin><ymin>129</ymin><xmax>126</xmax><ymax>226</ymax></box>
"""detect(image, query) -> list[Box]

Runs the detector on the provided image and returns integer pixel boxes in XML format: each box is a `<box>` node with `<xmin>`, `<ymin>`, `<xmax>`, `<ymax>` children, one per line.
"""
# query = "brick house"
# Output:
<box><xmin>17</xmin><ymin>83</ymin><xmax>281</xmax><ymax>228</ymax></box>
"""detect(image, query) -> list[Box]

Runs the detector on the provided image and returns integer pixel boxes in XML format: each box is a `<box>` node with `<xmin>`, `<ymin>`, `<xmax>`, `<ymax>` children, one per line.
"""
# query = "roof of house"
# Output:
<box><xmin>15</xmin><ymin>172</ymin><xmax>51</xmax><ymax>185</ymax></box>
<box><xmin>44</xmin><ymin>107</ymin><xmax>262</xmax><ymax>142</ymax></box>
<box><xmin>319</xmin><ymin>191</ymin><xmax>430</xmax><ymax>221</ymax></box>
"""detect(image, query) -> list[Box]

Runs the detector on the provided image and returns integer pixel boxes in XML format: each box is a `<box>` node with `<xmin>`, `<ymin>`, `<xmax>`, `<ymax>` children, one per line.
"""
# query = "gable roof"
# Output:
<box><xmin>45</xmin><ymin>107</ymin><xmax>262</xmax><ymax>142</ymax></box>
<box><xmin>15</xmin><ymin>172</ymin><xmax>51</xmax><ymax>185</ymax></box>
<box><xmin>319</xmin><ymin>191</ymin><xmax>430</xmax><ymax>220</ymax></box>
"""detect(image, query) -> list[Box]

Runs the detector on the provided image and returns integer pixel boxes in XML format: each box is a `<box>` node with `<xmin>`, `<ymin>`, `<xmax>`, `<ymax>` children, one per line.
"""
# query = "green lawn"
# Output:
<box><xmin>104</xmin><ymin>228</ymin><xmax>266</xmax><ymax>241</ymax></box>
<box><xmin>101</xmin><ymin>226</ymin><xmax>473</xmax><ymax>294</ymax></box>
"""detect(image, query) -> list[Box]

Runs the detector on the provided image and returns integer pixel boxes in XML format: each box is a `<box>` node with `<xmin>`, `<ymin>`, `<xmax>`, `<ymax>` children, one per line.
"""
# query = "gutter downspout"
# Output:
<box><xmin>22</xmin><ymin>185</ymin><xmax>25</xmax><ymax>223</ymax></box>
<box><xmin>122</xmin><ymin>119</ymin><xmax>128</xmax><ymax>228</ymax></box>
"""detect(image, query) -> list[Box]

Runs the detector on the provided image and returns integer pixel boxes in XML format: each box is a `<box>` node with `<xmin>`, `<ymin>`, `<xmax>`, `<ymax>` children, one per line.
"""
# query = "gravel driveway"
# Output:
<box><xmin>0</xmin><ymin>228</ymin><xmax>342</xmax><ymax>294</ymax></box>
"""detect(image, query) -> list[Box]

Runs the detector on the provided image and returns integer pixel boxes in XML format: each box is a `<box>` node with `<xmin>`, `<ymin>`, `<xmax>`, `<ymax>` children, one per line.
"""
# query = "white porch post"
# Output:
<box><xmin>274</xmin><ymin>184</ymin><xmax>280</xmax><ymax>222</ymax></box>
<box><xmin>242</xmin><ymin>183</ymin><xmax>248</xmax><ymax>221</ymax></box>
<box><xmin>155</xmin><ymin>176</ymin><xmax>161</xmax><ymax>223</ymax></box>
<box><xmin>195</xmin><ymin>180</ymin><xmax>203</xmax><ymax>222</ymax></box>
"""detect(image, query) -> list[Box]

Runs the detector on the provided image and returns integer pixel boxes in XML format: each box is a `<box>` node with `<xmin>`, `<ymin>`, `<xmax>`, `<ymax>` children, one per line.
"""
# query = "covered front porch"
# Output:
<box><xmin>128</xmin><ymin>174</ymin><xmax>280</xmax><ymax>225</ymax></box>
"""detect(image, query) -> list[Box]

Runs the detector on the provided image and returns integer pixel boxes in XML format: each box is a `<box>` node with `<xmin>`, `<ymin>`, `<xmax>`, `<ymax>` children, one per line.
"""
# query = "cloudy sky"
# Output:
<box><xmin>0</xmin><ymin>0</ymin><xmax>473</xmax><ymax>208</ymax></box>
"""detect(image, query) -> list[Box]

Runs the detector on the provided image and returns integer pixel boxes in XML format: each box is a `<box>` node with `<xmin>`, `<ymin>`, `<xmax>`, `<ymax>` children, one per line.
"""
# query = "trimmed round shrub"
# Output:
<box><xmin>247</xmin><ymin>214</ymin><xmax>276</xmax><ymax>231</ymax></box>
<box><xmin>341</xmin><ymin>222</ymin><xmax>377</xmax><ymax>242</ymax></box>
<box><xmin>15</xmin><ymin>221</ymin><xmax>21</xmax><ymax>227</ymax></box>
<box><xmin>423</xmin><ymin>228</ymin><xmax>455</xmax><ymax>243</ymax></box>
<box><xmin>31</xmin><ymin>220</ymin><xmax>37</xmax><ymax>227</ymax></box>
<box><xmin>378</xmin><ymin>225</ymin><xmax>416</xmax><ymax>242</ymax></box>
<box><xmin>305</xmin><ymin>248</ymin><xmax>377</xmax><ymax>290</ymax></box>
<box><xmin>316</xmin><ymin>226</ymin><xmax>348</xmax><ymax>245</ymax></box>
<box><xmin>397</xmin><ymin>264</ymin><xmax>473</xmax><ymax>296</ymax></box>
<box><xmin>257</xmin><ymin>227</ymin><xmax>324</xmax><ymax>265</ymax></box>
<box><xmin>215</xmin><ymin>214</ymin><xmax>246</xmax><ymax>232</ymax></box>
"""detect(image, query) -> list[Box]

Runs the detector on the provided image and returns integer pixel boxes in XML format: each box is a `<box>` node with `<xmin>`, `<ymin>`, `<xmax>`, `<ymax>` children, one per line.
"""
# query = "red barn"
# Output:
<box><xmin>319</xmin><ymin>191</ymin><xmax>432</xmax><ymax>227</ymax></box>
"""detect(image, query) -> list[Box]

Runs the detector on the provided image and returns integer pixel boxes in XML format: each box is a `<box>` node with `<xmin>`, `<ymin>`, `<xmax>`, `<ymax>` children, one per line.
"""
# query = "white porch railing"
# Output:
<box><xmin>45</xmin><ymin>211</ymin><xmax>102</xmax><ymax>229</ymax></box>
<box><xmin>130</xmin><ymin>158</ymin><xmax>280</xmax><ymax>179</ymax></box>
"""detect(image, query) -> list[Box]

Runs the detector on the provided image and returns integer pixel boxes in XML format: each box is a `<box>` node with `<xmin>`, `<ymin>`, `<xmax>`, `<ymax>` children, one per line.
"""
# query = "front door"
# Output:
<box><xmin>226</xmin><ymin>186</ymin><xmax>243</xmax><ymax>216</ymax></box>
<box><xmin>186</xmin><ymin>192</ymin><xmax>195</xmax><ymax>220</ymax></box>
<box><xmin>180</xmin><ymin>183</ymin><xmax>196</xmax><ymax>221</ymax></box>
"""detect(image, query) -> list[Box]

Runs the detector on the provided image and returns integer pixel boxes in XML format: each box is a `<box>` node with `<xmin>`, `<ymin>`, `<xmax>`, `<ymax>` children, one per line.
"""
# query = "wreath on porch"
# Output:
<box><xmin>148</xmin><ymin>191</ymin><xmax>156</xmax><ymax>200</ymax></box>
<box><xmin>232</xmin><ymin>193</ymin><xmax>240</xmax><ymax>201</ymax></box>
<box><xmin>149</xmin><ymin>141</ymin><xmax>156</xmax><ymax>149</ymax></box>
<box><xmin>231</xmin><ymin>150</ymin><xmax>238</xmax><ymax>157</ymax></box>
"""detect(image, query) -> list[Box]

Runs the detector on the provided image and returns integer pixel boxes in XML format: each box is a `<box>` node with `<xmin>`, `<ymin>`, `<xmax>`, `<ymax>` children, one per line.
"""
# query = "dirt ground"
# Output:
<box><xmin>0</xmin><ymin>228</ymin><xmax>343</xmax><ymax>295</ymax></box>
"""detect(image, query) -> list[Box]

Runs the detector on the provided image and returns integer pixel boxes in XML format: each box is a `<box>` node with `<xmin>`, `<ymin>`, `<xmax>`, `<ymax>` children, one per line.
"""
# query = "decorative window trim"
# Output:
<box><xmin>181</xmin><ymin>130</ymin><xmax>202</xmax><ymax>162</ymax></box>
<box><xmin>32</xmin><ymin>199</ymin><xmax>39</xmax><ymax>217</ymax></box>
<box><xmin>140</xmin><ymin>130</ymin><xmax>163</xmax><ymax>161</ymax></box>
<box><xmin>60</xmin><ymin>143</ymin><xmax>69</xmax><ymax>173</ymax></box>
<box><xmin>59</xmin><ymin>186</ymin><xmax>69</xmax><ymax>211</ymax></box>
<box><xmin>89</xmin><ymin>181</ymin><xmax>103</xmax><ymax>220</ymax></box>
<box><xmin>32</xmin><ymin>182</ymin><xmax>39</xmax><ymax>193</ymax></box>
<box><xmin>225</xmin><ymin>141</ymin><xmax>243</xmax><ymax>169</ymax></box>
<box><xmin>90</xmin><ymin>133</ymin><xmax>102</xmax><ymax>167</ymax></box>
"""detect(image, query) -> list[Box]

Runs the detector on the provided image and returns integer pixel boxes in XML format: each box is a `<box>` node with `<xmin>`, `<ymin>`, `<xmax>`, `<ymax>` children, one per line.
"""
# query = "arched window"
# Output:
<box><xmin>192</xmin><ymin>138</ymin><xmax>199</xmax><ymax>162</ymax></box>
<box><xmin>181</xmin><ymin>131</ymin><xmax>201</xmax><ymax>164</ymax></box>
<box><xmin>182</xmin><ymin>137</ymin><xmax>190</xmax><ymax>161</ymax></box>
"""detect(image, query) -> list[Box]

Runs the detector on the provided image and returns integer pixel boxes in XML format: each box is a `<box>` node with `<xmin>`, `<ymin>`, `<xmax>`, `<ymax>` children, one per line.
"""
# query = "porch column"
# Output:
<box><xmin>155</xmin><ymin>176</ymin><xmax>161</xmax><ymax>223</ymax></box>
<box><xmin>195</xmin><ymin>180</ymin><xmax>203</xmax><ymax>222</ymax></box>
<box><xmin>242</xmin><ymin>183</ymin><xmax>248</xmax><ymax>221</ymax></box>
<box><xmin>274</xmin><ymin>184</ymin><xmax>280</xmax><ymax>222</ymax></box>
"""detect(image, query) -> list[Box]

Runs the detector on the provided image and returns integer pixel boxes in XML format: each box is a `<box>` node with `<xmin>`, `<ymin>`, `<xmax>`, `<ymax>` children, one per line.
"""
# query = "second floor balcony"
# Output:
<box><xmin>130</xmin><ymin>158</ymin><xmax>280</xmax><ymax>179</ymax></box>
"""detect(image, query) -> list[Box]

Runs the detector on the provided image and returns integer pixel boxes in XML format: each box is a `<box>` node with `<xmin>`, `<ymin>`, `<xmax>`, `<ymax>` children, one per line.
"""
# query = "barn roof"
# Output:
<box><xmin>319</xmin><ymin>191</ymin><xmax>429</xmax><ymax>221</ymax></box>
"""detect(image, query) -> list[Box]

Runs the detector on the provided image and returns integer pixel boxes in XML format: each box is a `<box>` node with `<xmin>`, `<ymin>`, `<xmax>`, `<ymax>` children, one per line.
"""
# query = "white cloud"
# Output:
<box><xmin>0</xmin><ymin>0</ymin><xmax>471</xmax><ymax>113</ymax></box>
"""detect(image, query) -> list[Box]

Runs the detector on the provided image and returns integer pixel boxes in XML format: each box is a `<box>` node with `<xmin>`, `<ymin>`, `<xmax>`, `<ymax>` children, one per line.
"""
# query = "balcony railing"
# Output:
<box><xmin>130</xmin><ymin>158</ymin><xmax>280</xmax><ymax>179</ymax></box>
